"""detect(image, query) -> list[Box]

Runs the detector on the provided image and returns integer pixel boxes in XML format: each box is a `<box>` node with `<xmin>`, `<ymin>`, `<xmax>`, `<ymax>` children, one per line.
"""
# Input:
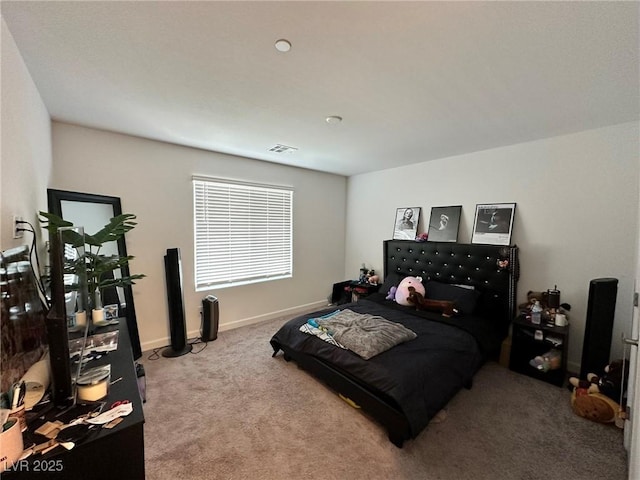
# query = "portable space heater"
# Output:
<box><xmin>201</xmin><ymin>295</ymin><xmax>219</xmax><ymax>342</ymax></box>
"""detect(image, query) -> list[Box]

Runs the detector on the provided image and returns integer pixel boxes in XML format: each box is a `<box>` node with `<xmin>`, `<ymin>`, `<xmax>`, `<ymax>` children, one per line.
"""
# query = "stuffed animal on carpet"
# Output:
<box><xmin>406</xmin><ymin>286</ymin><xmax>455</xmax><ymax>317</ymax></box>
<box><xmin>571</xmin><ymin>387</ymin><xmax>623</xmax><ymax>425</ymax></box>
<box><xmin>529</xmin><ymin>349</ymin><xmax>561</xmax><ymax>372</ymax></box>
<box><xmin>569</xmin><ymin>359</ymin><xmax>628</xmax><ymax>426</ymax></box>
<box><xmin>569</xmin><ymin>359</ymin><xmax>628</xmax><ymax>402</ymax></box>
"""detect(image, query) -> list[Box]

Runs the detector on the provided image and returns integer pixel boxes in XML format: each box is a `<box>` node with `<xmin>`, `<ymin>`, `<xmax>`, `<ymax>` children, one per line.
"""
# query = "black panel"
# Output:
<box><xmin>580</xmin><ymin>278</ymin><xmax>618</xmax><ymax>379</ymax></box>
<box><xmin>45</xmin><ymin>312</ymin><xmax>73</xmax><ymax>407</ymax></box>
<box><xmin>162</xmin><ymin>248</ymin><xmax>192</xmax><ymax>357</ymax></box>
<box><xmin>331</xmin><ymin>280</ymin><xmax>351</xmax><ymax>305</ymax></box>
<box><xmin>46</xmin><ymin>233</ymin><xmax>74</xmax><ymax>406</ymax></box>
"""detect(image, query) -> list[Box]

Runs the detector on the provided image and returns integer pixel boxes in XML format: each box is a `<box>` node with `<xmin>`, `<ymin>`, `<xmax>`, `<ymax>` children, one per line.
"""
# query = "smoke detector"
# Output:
<box><xmin>274</xmin><ymin>39</ymin><xmax>291</xmax><ymax>53</ymax></box>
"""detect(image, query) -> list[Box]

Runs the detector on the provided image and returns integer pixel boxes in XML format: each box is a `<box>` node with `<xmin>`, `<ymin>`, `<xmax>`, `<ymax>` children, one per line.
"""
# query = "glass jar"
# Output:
<box><xmin>531</xmin><ymin>300</ymin><xmax>542</xmax><ymax>325</ymax></box>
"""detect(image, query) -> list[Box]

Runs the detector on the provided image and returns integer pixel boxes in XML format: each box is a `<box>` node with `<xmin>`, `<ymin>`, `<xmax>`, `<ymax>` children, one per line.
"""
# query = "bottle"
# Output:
<box><xmin>531</xmin><ymin>300</ymin><xmax>542</xmax><ymax>325</ymax></box>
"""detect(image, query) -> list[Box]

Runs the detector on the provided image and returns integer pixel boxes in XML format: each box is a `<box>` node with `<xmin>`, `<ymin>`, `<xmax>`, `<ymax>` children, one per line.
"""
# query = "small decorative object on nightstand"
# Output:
<box><xmin>531</xmin><ymin>300</ymin><xmax>542</xmax><ymax>325</ymax></box>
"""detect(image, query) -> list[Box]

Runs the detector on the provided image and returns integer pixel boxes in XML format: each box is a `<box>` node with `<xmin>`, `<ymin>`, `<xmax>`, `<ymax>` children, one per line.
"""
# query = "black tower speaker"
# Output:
<box><xmin>162</xmin><ymin>248</ymin><xmax>192</xmax><ymax>358</ymax></box>
<box><xmin>201</xmin><ymin>295</ymin><xmax>219</xmax><ymax>342</ymax></box>
<box><xmin>579</xmin><ymin>278</ymin><xmax>618</xmax><ymax>379</ymax></box>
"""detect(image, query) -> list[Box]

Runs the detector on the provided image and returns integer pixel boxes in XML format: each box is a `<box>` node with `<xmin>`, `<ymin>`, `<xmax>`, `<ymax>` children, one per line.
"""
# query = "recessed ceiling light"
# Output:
<box><xmin>274</xmin><ymin>39</ymin><xmax>291</xmax><ymax>52</ymax></box>
<box><xmin>326</xmin><ymin>116</ymin><xmax>343</xmax><ymax>124</ymax></box>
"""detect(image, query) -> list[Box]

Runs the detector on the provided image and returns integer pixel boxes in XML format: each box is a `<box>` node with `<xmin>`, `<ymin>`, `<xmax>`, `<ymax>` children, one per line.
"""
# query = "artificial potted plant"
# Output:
<box><xmin>40</xmin><ymin>211</ymin><xmax>145</xmax><ymax>324</ymax></box>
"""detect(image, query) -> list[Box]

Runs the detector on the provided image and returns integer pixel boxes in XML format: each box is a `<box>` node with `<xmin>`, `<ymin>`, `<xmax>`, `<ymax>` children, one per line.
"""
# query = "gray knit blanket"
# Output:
<box><xmin>314</xmin><ymin>309</ymin><xmax>417</xmax><ymax>360</ymax></box>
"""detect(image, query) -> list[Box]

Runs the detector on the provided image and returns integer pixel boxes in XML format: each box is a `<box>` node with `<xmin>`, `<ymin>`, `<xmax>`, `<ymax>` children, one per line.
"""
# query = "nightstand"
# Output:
<box><xmin>509</xmin><ymin>314</ymin><xmax>569</xmax><ymax>387</ymax></box>
<box><xmin>347</xmin><ymin>281</ymin><xmax>380</xmax><ymax>302</ymax></box>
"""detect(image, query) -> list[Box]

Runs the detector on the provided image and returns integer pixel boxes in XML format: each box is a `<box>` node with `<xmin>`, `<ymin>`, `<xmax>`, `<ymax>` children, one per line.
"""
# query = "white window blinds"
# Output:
<box><xmin>193</xmin><ymin>176</ymin><xmax>293</xmax><ymax>290</ymax></box>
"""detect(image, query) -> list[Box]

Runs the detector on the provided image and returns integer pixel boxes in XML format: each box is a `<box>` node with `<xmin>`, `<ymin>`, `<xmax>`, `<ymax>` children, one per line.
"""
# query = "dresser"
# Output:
<box><xmin>3</xmin><ymin>319</ymin><xmax>145</xmax><ymax>479</ymax></box>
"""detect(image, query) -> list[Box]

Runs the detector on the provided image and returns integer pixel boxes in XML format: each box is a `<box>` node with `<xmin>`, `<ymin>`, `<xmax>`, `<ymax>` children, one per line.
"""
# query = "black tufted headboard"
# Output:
<box><xmin>384</xmin><ymin>240</ymin><xmax>519</xmax><ymax>335</ymax></box>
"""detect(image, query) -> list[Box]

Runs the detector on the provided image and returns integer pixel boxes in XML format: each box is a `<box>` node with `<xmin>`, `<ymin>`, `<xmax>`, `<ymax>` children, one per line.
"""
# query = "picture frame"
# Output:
<box><xmin>392</xmin><ymin>207</ymin><xmax>420</xmax><ymax>240</ymax></box>
<box><xmin>104</xmin><ymin>303</ymin><xmax>119</xmax><ymax>321</ymax></box>
<box><xmin>427</xmin><ymin>205</ymin><xmax>462</xmax><ymax>243</ymax></box>
<box><xmin>471</xmin><ymin>203</ymin><xmax>516</xmax><ymax>246</ymax></box>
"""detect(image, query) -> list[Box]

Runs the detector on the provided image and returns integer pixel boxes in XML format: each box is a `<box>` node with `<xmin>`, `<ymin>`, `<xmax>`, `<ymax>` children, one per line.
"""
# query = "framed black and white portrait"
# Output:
<box><xmin>427</xmin><ymin>206</ymin><xmax>462</xmax><ymax>243</ymax></box>
<box><xmin>393</xmin><ymin>207</ymin><xmax>420</xmax><ymax>240</ymax></box>
<box><xmin>471</xmin><ymin>203</ymin><xmax>516</xmax><ymax>246</ymax></box>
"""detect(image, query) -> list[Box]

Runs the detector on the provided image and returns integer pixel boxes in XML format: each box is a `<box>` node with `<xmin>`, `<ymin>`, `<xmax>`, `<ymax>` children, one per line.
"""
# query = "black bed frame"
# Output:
<box><xmin>277</xmin><ymin>240</ymin><xmax>519</xmax><ymax>447</ymax></box>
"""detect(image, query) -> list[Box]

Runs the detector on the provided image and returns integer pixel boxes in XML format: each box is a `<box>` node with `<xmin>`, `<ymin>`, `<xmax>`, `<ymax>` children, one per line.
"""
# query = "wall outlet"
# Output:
<box><xmin>13</xmin><ymin>215</ymin><xmax>24</xmax><ymax>239</ymax></box>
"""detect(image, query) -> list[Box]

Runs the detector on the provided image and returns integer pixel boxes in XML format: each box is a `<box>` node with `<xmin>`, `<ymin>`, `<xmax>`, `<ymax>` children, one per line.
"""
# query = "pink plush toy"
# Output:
<box><xmin>394</xmin><ymin>276</ymin><xmax>425</xmax><ymax>306</ymax></box>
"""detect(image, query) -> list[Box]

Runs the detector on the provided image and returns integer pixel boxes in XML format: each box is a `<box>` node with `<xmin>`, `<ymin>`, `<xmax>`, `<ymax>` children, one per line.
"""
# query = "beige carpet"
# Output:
<box><xmin>142</xmin><ymin>314</ymin><xmax>628</xmax><ymax>480</ymax></box>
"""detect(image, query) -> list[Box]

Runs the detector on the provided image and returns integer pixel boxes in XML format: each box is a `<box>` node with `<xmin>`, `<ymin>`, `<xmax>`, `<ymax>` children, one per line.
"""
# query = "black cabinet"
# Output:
<box><xmin>331</xmin><ymin>281</ymin><xmax>380</xmax><ymax>305</ymax></box>
<box><xmin>3</xmin><ymin>319</ymin><xmax>145</xmax><ymax>479</ymax></box>
<box><xmin>347</xmin><ymin>282</ymin><xmax>380</xmax><ymax>302</ymax></box>
<box><xmin>509</xmin><ymin>314</ymin><xmax>569</xmax><ymax>387</ymax></box>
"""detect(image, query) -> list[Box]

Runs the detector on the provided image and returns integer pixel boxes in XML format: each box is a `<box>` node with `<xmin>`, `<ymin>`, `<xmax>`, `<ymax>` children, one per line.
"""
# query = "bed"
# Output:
<box><xmin>270</xmin><ymin>240</ymin><xmax>519</xmax><ymax>447</ymax></box>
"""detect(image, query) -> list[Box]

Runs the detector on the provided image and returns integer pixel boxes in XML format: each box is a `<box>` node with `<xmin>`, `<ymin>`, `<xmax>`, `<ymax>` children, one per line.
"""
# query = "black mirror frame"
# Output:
<box><xmin>47</xmin><ymin>188</ymin><xmax>142</xmax><ymax>360</ymax></box>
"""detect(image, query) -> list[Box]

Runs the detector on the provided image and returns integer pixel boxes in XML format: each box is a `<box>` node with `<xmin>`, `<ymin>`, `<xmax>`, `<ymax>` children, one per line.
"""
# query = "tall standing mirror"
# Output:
<box><xmin>47</xmin><ymin>189</ymin><xmax>142</xmax><ymax>359</ymax></box>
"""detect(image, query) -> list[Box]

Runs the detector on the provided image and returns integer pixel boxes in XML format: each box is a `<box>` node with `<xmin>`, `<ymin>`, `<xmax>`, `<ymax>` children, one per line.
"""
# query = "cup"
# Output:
<box><xmin>555</xmin><ymin>313</ymin><xmax>568</xmax><ymax>327</ymax></box>
<box><xmin>76</xmin><ymin>365</ymin><xmax>111</xmax><ymax>402</ymax></box>
<box><xmin>92</xmin><ymin>308</ymin><xmax>104</xmax><ymax>323</ymax></box>
<box><xmin>75</xmin><ymin>310</ymin><xmax>87</xmax><ymax>327</ymax></box>
<box><xmin>9</xmin><ymin>405</ymin><xmax>26</xmax><ymax>432</ymax></box>
<box><xmin>0</xmin><ymin>417</ymin><xmax>24</xmax><ymax>472</ymax></box>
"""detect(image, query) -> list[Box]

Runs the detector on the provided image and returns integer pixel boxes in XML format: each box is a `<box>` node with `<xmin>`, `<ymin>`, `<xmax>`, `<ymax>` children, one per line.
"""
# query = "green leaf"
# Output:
<box><xmin>39</xmin><ymin>211</ymin><xmax>73</xmax><ymax>233</ymax></box>
<box><xmin>39</xmin><ymin>211</ymin><xmax>145</xmax><ymax>298</ymax></box>
<box><xmin>88</xmin><ymin>214</ymin><xmax>137</xmax><ymax>246</ymax></box>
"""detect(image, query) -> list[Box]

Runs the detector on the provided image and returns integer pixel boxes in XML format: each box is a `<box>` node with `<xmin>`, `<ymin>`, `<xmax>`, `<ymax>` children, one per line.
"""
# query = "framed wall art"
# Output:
<box><xmin>392</xmin><ymin>207</ymin><xmax>420</xmax><ymax>240</ymax></box>
<box><xmin>471</xmin><ymin>203</ymin><xmax>516</xmax><ymax>246</ymax></box>
<box><xmin>427</xmin><ymin>205</ymin><xmax>462</xmax><ymax>243</ymax></box>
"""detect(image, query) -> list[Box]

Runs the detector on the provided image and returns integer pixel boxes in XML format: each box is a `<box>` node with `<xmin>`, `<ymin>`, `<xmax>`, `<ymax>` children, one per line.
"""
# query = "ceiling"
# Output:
<box><xmin>2</xmin><ymin>1</ymin><xmax>638</xmax><ymax>177</ymax></box>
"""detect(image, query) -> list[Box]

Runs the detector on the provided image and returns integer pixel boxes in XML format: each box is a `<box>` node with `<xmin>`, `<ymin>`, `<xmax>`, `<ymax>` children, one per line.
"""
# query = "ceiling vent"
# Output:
<box><xmin>268</xmin><ymin>144</ymin><xmax>298</xmax><ymax>154</ymax></box>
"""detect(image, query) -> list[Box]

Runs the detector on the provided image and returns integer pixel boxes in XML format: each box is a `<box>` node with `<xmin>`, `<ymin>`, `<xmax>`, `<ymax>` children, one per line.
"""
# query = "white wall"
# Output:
<box><xmin>4</xmin><ymin>11</ymin><xmax>636</xmax><ymax>373</ymax></box>
<box><xmin>0</xmin><ymin>18</ymin><xmax>52</xmax><ymax>251</ymax></box>
<box><xmin>345</xmin><ymin>122</ymin><xmax>639</xmax><ymax>371</ymax></box>
<box><xmin>50</xmin><ymin>122</ymin><xmax>347</xmax><ymax>351</ymax></box>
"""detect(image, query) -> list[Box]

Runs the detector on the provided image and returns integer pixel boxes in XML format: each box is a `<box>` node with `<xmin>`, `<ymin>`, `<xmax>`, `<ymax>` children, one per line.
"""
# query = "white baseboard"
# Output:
<box><xmin>141</xmin><ymin>299</ymin><xmax>328</xmax><ymax>353</ymax></box>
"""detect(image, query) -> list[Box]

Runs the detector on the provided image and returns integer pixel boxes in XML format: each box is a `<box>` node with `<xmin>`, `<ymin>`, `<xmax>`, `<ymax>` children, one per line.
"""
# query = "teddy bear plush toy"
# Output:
<box><xmin>569</xmin><ymin>359</ymin><xmax>627</xmax><ymax>402</ymax></box>
<box><xmin>518</xmin><ymin>290</ymin><xmax>549</xmax><ymax>311</ymax></box>
<box><xmin>569</xmin><ymin>359</ymin><xmax>628</xmax><ymax>425</ymax></box>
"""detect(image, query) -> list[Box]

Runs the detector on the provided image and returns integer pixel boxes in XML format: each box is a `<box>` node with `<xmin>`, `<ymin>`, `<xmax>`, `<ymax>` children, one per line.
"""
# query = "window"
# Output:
<box><xmin>193</xmin><ymin>176</ymin><xmax>293</xmax><ymax>290</ymax></box>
